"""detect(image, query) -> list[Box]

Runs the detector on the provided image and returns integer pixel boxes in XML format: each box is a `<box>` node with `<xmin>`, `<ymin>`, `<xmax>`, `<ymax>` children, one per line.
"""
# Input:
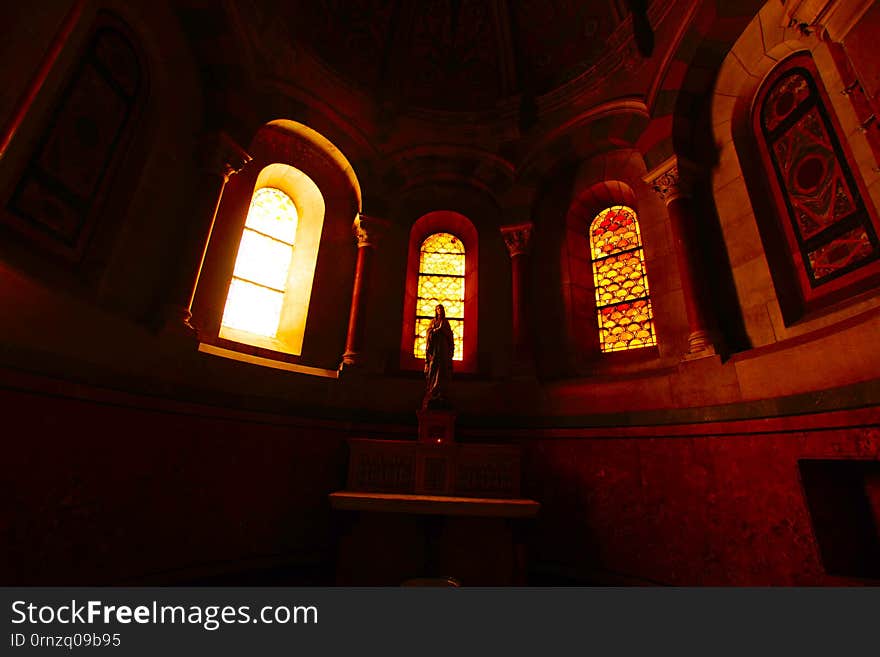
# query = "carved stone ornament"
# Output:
<box><xmin>644</xmin><ymin>156</ymin><xmax>691</xmax><ymax>205</ymax></box>
<box><xmin>781</xmin><ymin>0</ymin><xmax>874</xmax><ymax>42</ymax></box>
<box><xmin>353</xmin><ymin>214</ymin><xmax>390</xmax><ymax>248</ymax></box>
<box><xmin>500</xmin><ymin>222</ymin><xmax>534</xmax><ymax>257</ymax></box>
<box><xmin>198</xmin><ymin>131</ymin><xmax>252</xmax><ymax>181</ymax></box>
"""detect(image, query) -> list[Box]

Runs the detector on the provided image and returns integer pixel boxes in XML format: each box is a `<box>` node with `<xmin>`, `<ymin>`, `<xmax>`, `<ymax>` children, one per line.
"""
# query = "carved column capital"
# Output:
<box><xmin>197</xmin><ymin>131</ymin><xmax>252</xmax><ymax>181</ymax></box>
<box><xmin>500</xmin><ymin>222</ymin><xmax>534</xmax><ymax>257</ymax></box>
<box><xmin>353</xmin><ymin>214</ymin><xmax>391</xmax><ymax>248</ymax></box>
<box><xmin>643</xmin><ymin>156</ymin><xmax>696</xmax><ymax>205</ymax></box>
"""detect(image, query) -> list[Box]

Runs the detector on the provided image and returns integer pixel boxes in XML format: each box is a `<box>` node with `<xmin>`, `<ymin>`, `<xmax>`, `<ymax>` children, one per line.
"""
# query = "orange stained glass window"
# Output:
<box><xmin>221</xmin><ymin>187</ymin><xmax>298</xmax><ymax>338</ymax></box>
<box><xmin>414</xmin><ymin>232</ymin><xmax>464</xmax><ymax>360</ymax></box>
<box><xmin>589</xmin><ymin>205</ymin><xmax>656</xmax><ymax>352</ymax></box>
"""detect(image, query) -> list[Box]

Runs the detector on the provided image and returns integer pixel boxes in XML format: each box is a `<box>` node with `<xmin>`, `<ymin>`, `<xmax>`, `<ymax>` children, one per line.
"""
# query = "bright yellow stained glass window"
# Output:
<box><xmin>589</xmin><ymin>205</ymin><xmax>656</xmax><ymax>352</ymax></box>
<box><xmin>221</xmin><ymin>187</ymin><xmax>298</xmax><ymax>338</ymax></box>
<box><xmin>414</xmin><ymin>232</ymin><xmax>464</xmax><ymax>360</ymax></box>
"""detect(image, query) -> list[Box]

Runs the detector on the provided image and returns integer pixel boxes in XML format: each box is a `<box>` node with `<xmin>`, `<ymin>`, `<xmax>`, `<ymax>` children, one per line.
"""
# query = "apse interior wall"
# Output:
<box><xmin>2</xmin><ymin>1</ymin><xmax>880</xmax><ymax>587</ymax></box>
<box><xmin>4</xmin><ymin>367</ymin><xmax>879</xmax><ymax>585</ymax></box>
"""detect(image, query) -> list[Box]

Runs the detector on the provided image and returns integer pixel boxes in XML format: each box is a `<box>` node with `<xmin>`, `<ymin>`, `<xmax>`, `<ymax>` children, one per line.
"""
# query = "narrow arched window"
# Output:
<box><xmin>400</xmin><ymin>212</ymin><xmax>477</xmax><ymax>373</ymax></box>
<box><xmin>590</xmin><ymin>205</ymin><xmax>656</xmax><ymax>352</ymax></box>
<box><xmin>221</xmin><ymin>187</ymin><xmax>298</xmax><ymax>338</ymax></box>
<box><xmin>414</xmin><ymin>232</ymin><xmax>465</xmax><ymax>361</ymax></box>
<box><xmin>754</xmin><ymin>54</ymin><xmax>879</xmax><ymax>311</ymax></box>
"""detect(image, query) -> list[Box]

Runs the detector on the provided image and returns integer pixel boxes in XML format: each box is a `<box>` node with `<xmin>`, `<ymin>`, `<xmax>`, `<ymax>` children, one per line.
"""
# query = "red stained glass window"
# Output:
<box><xmin>589</xmin><ymin>205</ymin><xmax>656</xmax><ymax>352</ymax></box>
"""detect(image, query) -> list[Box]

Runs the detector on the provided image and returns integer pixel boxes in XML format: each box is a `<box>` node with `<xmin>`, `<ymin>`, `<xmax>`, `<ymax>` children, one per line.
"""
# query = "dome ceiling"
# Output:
<box><xmin>259</xmin><ymin>0</ymin><xmax>646</xmax><ymax>111</ymax></box>
<box><xmin>172</xmin><ymin>0</ymin><xmax>706</xmax><ymax>182</ymax></box>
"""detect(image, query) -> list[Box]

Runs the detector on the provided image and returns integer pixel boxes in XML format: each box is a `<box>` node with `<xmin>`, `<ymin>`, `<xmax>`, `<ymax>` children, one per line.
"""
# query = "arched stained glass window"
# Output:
<box><xmin>414</xmin><ymin>232</ymin><xmax>465</xmax><ymax>361</ymax></box>
<box><xmin>221</xmin><ymin>187</ymin><xmax>298</xmax><ymax>338</ymax></box>
<box><xmin>757</xmin><ymin>59</ymin><xmax>879</xmax><ymax>289</ymax></box>
<box><xmin>6</xmin><ymin>15</ymin><xmax>146</xmax><ymax>261</ymax></box>
<box><xmin>590</xmin><ymin>205</ymin><xmax>656</xmax><ymax>352</ymax></box>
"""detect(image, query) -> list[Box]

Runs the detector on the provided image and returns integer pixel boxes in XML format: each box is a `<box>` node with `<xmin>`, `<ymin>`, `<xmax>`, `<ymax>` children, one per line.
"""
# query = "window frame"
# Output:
<box><xmin>190</xmin><ymin>120</ymin><xmax>361</xmax><ymax>374</ymax></box>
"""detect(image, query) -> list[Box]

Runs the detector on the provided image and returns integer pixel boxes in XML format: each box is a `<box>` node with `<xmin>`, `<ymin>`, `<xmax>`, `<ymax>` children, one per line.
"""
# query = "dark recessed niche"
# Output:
<box><xmin>798</xmin><ymin>459</ymin><xmax>880</xmax><ymax>579</ymax></box>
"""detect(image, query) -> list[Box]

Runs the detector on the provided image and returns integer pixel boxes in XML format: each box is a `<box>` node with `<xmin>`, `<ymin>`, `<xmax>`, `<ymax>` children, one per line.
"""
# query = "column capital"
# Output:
<box><xmin>353</xmin><ymin>214</ymin><xmax>391</xmax><ymax>248</ymax></box>
<box><xmin>197</xmin><ymin>131</ymin><xmax>252</xmax><ymax>181</ymax></box>
<box><xmin>643</xmin><ymin>156</ymin><xmax>699</xmax><ymax>205</ymax></box>
<box><xmin>500</xmin><ymin>222</ymin><xmax>534</xmax><ymax>257</ymax></box>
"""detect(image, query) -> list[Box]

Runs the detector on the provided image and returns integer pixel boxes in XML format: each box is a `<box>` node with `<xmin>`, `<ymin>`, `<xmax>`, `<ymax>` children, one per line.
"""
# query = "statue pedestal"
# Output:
<box><xmin>417</xmin><ymin>409</ymin><xmax>456</xmax><ymax>444</ymax></box>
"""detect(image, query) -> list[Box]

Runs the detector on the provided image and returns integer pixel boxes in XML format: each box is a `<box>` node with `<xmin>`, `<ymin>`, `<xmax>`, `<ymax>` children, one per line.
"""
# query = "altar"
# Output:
<box><xmin>330</xmin><ymin>409</ymin><xmax>541</xmax><ymax>585</ymax></box>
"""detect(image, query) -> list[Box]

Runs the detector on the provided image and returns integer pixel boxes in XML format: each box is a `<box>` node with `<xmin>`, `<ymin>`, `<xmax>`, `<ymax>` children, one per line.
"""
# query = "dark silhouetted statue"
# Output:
<box><xmin>423</xmin><ymin>304</ymin><xmax>454</xmax><ymax>410</ymax></box>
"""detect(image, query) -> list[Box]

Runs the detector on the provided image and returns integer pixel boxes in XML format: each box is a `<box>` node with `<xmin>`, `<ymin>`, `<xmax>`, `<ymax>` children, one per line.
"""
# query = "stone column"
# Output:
<box><xmin>341</xmin><ymin>214</ymin><xmax>391</xmax><ymax>369</ymax></box>
<box><xmin>164</xmin><ymin>132</ymin><xmax>251</xmax><ymax>337</ymax></box>
<box><xmin>644</xmin><ymin>157</ymin><xmax>717</xmax><ymax>358</ymax></box>
<box><xmin>500</xmin><ymin>222</ymin><xmax>534</xmax><ymax>366</ymax></box>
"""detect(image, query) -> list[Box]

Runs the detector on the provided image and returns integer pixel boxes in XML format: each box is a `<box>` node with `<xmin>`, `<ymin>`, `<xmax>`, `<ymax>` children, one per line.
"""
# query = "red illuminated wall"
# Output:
<box><xmin>519</xmin><ymin>410</ymin><xmax>880</xmax><ymax>586</ymax></box>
